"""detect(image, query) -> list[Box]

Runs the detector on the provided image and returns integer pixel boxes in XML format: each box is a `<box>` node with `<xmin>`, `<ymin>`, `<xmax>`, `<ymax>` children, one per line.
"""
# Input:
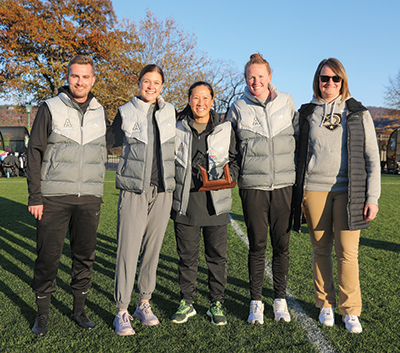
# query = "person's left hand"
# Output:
<box><xmin>364</xmin><ymin>203</ymin><xmax>379</xmax><ymax>221</ymax></box>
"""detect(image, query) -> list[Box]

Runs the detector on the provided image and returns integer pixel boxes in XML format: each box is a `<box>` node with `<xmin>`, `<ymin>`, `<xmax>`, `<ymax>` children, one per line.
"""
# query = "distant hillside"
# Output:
<box><xmin>0</xmin><ymin>105</ymin><xmax>37</xmax><ymax>130</ymax></box>
<box><xmin>367</xmin><ymin>106</ymin><xmax>400</xmax><ymax>135</ymax></box>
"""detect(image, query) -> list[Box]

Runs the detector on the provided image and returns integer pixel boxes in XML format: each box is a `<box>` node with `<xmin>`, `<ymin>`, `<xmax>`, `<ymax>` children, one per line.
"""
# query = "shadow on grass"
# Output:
<box><xmin>360</xmin><ymin>236</ymin><xmax>400</xmax><ymax>253</ymax></box>
<box><xmin>0</xmin><ymin>265</ymin><xmax>36</xmax><ymax>322</ymax></box>
<box><xmin>229</xmin><ymin>212</ymin><xmax>244</xmax><ymax>224</ymax></box>
<box><xmin>0</xmin><ymin>195</ymin><xmax>120</xmax><ymax>327</ymax></box>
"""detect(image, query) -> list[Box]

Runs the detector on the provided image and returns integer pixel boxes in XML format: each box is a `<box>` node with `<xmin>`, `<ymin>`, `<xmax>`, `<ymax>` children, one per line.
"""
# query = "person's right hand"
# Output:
<box><xmin>28</xmin><ymin>205</ymin><xmax>44</xmax><ymax>220</ymax></box>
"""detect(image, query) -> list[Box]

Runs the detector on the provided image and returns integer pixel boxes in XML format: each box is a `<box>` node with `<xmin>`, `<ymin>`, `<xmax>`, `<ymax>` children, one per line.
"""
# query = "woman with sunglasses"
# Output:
<box><xmin>293</xmin><ymin>58</ymin><xmax>380</xmax><ymax>333</ymax></box>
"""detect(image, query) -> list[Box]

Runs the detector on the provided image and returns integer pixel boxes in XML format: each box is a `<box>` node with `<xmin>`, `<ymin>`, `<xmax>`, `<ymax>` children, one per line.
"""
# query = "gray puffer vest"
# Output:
<box><xmin>173</xmin><ymin>118</ymin><xmax>232</xmax><ymax>216</ymax></box>
<box><xmin>229</xmin><ymin>86</ymin><xmax>295</xmax><ymax>190</ymax></box>
<box><xmin>41</xmin><ymin>93</ymin><xmax>107</xmax><ymax>197</ymax></box>
<box><xmin>115</xmin><ymin>96</ymin><xmax>175</xmax><ymax>193</ymax></box>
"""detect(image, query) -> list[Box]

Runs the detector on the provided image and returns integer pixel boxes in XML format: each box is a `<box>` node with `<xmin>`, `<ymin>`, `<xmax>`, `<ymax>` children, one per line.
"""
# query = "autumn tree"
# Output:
<box><xmin>93</xmin><ymin>20</ymin><xmax>143</xmax><ymax>117</ymax></box>
<box><xmin>206</xmin><ymin>61</ymin><xmax>245</xmax><ymax>116</ymax></box>
<box><xmin>109</xmin><ymin>11</ymin><xmax>244</xmax><ymax>114</ymax></box>
<box><xmin>385</xmin><ymin>70</ymin><xmax>400</xmax><ymax>110</ymax></box>
<box><xmin>0</xmin><ymin>3</ymin><xmax>243</xmax><ymax>118</ymax></box>
<box><xmin>0</xmin><ymin>0</ymin><xmax>117</xmax><ymax>106</ymax></box>
<box><xmin>131</xmin><ymin>11</ymin><xmax>213</xmax><ymax>112</ymax></box>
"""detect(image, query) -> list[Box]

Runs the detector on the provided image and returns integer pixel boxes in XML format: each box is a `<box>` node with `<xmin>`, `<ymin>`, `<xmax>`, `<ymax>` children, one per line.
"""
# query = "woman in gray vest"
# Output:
<box><xmin>107</xmin><ymin>64</ymin><xmax>175</xmax><ymax>335</ymax></box>
<box><xmin>228</xmin><ymin>54</ymin><xmax>296</xmax><ymax>324</ymax></box>
<box><xmin>293</xmin><ymin>58</ymin><xmax>380</xmax><ymax>333</ymax></box>
<box><xmin>170</xmin><ymin>82</ymin><xmax>239</xmax><ymax>326</ymax></box>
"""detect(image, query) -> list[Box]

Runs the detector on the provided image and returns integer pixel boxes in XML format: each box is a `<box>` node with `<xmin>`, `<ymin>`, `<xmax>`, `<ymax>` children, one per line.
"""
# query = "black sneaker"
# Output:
<box><xmin>206</xmin><ymin>301</ymin><xmax>227</xmax><ymax>326</ymax></box>
<box><xmin>32</xmin><ymin>314</ymin><xmax>48</xmax><ymax>336</ymax></box>
<box><xmin>71</xmin><ymin>310</ymin><xmax>95</xmax><ymax>330</ymax></box>
<box><xmin>171</xmin><ymin>300</ymin><xmax>197</xmax><ymax>324</ymax></box>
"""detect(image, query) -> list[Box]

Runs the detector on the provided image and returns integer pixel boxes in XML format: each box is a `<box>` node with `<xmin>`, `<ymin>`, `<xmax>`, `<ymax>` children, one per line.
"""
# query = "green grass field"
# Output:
<box><xmin>0</xmin><ymin>172</ymin><xmax>399</xmax><ymax>352</ymax></box>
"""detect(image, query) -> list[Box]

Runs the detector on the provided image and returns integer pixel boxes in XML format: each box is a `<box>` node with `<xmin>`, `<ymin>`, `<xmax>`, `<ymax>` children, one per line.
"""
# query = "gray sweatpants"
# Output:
<box><xmin>114</xmin><ymin>186</ymin><xmax>172</xmax><ymax>309</ymax></box>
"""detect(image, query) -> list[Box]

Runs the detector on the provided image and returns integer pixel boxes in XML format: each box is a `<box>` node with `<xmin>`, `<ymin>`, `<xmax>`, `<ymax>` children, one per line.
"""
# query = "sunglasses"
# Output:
<box><xmin>319</xmin><ymin>75</ymin><xmax>342</xmax><ymax>83</ymax></box>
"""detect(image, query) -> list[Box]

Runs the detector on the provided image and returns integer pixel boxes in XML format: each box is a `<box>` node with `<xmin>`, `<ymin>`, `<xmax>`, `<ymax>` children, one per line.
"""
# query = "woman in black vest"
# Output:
<box><xmin>293</xmin><ymin>58</ymin><xmax>381</xmax><ymax>333</ymax></box>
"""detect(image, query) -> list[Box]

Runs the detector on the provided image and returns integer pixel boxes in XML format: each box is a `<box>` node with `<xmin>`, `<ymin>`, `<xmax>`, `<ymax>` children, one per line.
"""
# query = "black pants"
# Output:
<box><xmin>239</xmin><ymin>186</ymin><xmax>292</xmax><ymax>300</ymax></box>
<box><xmin>31</xmin><ymin>199</ymin><xmax>101</xmax><ymax>294</ymax></box>
<box><xmin>174</xmin><ymin>222</ymin><xmax>228</xmax><ymax>304</ymax></box>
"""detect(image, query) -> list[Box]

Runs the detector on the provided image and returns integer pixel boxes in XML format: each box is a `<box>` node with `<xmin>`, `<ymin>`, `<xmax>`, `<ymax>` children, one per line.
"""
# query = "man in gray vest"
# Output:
<box><xmin>26</xmin><ymin>55</ymin><xmax>108</xmax><ymax>336</ymax></box>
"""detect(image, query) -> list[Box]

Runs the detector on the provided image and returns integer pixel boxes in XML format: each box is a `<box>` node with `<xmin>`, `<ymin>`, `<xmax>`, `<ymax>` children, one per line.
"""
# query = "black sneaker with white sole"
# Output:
<box><xmin>32</xmin><ymin>314</ymin><xmax>48</xmax><ymax>336</ymax></box>
<box><xmin>71</xmin><ymin>310</ymin><xmax>95</xmax><ymax>330</ymax></box>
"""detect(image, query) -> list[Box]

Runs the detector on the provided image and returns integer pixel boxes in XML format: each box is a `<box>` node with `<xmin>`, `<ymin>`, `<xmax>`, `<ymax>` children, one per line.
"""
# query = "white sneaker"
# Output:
<box><xmin>113</xmin><ymin>310</ymin><xmax>135</xmax><ymax>336</ymax></box>
<box><xmin>248</xmin><ymin>300</ymin><xmax>264</xmax><ymax>324</ymax></box>
<box><xmin>343</xmin><ymin>315</ymin><xmax>362</xmax><ymax>333</ymax></box>
<box><xmin>319</xmin><ymin>307</ymin><xmax>335</xmax><ymax>327</ymax></box>
<box><xmin>273</xmin><ymin>299</ymin><xmax>291</xmax><ymax>322</ymax></box>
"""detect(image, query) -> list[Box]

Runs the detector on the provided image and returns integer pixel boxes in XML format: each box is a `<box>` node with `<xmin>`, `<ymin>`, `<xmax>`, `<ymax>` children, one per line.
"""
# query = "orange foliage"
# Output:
<box><xmin>0</xmin><ymin>5</ymin><xmax>242</xmax><ymax>118</ymax></box>
<box><xmin>0</xmin><ymin>0</ymin><xmax>116</xmax><ymax>105</ymax></box>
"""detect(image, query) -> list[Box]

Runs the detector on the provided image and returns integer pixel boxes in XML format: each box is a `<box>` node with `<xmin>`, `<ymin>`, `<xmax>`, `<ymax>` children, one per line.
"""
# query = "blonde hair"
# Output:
<box><xmin>244</xmin><ymin>53</ymin><xmax>272</xmax><ymax>79</ymax></box>
<box><xmin>313</xmin><ymin>58</ymin><xmax>350</xmax><ymax>102</ymax></box>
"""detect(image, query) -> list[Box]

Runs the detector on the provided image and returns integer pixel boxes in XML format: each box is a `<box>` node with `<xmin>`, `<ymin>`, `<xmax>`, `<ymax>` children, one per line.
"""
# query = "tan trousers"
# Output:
<box><xmin>303</xmin><ymin>190</ymin><xmax>361</xmax><ymax>316</ymax></box>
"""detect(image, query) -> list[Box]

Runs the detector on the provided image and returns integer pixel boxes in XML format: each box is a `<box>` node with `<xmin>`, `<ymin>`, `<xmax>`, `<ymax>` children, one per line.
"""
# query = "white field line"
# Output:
<box><xmin>229</xmin><ymin>215</ymin><xmax>336</xmax><ymax>353</ymax></box>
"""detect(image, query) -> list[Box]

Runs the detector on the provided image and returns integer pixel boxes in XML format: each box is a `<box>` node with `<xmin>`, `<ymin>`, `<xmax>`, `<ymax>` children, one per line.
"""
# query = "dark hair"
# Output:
<box><xmin>177</xmin><ymin>81</ymin><xmax>215</xmax><ymax>120</ymax></box>
<box><xmin>67</xmin><ymin>55</ymin><xmax>95</xmax><ymax>75</ymax></box>
<box><xmin>138</xmin><ymin>64</ymin><xmax>165</xmax><ymax>83</ymax></box>
<box><xmin>244</xmin><ymin>53</ymin><xmax>272</xmax><ymax>79</ymax></box>
<box><xmin>312</xmin><ymin>58</ymin><xmax>350</xmax><ymax>102</ymax></box>
<box><xmin>187</xmin><ymin>81</ymin><xmax>214</xmax><ymax>100</ymax></box>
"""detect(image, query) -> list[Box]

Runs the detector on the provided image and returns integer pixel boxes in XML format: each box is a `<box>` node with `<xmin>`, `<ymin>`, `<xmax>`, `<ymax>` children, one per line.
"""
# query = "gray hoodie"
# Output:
<box><xmin>297</xmin><ymin>95</ymin><xmax>380</xmax><ymax>205</ymax></box>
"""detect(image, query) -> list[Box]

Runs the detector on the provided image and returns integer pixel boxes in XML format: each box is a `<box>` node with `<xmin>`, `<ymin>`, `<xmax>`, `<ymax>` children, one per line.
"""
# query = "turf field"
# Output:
<box><xmin>0</xmin><ymin>171</ymin><xmax>399</xmax><ymax>352</ymax></box>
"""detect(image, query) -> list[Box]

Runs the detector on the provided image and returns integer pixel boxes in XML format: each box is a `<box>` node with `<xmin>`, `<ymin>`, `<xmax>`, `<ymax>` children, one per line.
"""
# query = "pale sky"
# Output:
<box><xmin>111</xmin><ymin>0</ymin><xmax>400</xmax><ymax>109</ymax></box>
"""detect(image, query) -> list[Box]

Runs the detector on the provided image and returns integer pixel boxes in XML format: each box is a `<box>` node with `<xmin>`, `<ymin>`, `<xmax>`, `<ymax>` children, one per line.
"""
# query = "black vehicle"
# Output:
<box><xmin>0</xmin><ymin>126</ymin><xmax>29</xmax><ymax>177</ymax></box>
<box><xmin>386</xmin><ymin>129</ymin><xmax>400</xmax><ymax>174</ymax></box>
<box><xmin>0</xmin><ymin>126</ymin><xmax>29</xmax><ymax>154</ymax></box>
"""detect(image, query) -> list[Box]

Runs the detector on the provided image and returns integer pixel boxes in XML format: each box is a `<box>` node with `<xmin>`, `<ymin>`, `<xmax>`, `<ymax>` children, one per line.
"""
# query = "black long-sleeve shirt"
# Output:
<box><xmin>26</xmin><ymin>87</ymin><xmax>110</xmax><ymax>206</ymax></box>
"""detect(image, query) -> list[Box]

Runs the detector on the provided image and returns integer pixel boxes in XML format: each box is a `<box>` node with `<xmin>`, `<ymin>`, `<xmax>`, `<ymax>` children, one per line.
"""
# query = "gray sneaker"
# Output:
<box><xmin>133</xmin><ymin>302</ymin><xmax>160</xmax><ymax>326</ymax></box>
<box><xmin>171</xmin><ymin>300</ymin><xmax>197</xmax><ymax>324</ymax></box>
<box><xmin>113</xmin><ymin>311</ymin><xmax>135</xmax><ymax>336</ymax></box>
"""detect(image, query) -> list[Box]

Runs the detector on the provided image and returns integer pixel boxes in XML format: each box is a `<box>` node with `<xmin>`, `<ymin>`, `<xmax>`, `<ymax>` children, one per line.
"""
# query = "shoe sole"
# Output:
<box><xmin>248</xmin><ymin>319</ymin><xmax>264</xmax><ymax>325</ymax></box>
<box><xmin>113</xmin><ymin>322</ymin><xmax>135</xmax><ymax>336</ymax></box>
<box><xmin>113</xmin><ymin>320</ymin><xmax>136</xmax><ymax>335</ymax></box>
<box><xmin>319</xmin><ymin>319</ymin><xmax>335</xmax><ymax>327</ymax></box>
<box><xmin>115</xmin><ymin>329</ymin><xmax>136</xmax><ymax>336</ymax></box>
<box><xmin>171</xmin><ymin>309</ymin><xmax>197</xmax><ymax>324</ymax></box>
<box><xmin>133</xmin><ymin>312</ymin><xmax>159</xmax><ymax>326</ymax></box>
<box><xmin>275</xmin><ymin>317</ymin><xmax>291</xmax><ymax>323</ymax></box>
<box><xmin>342</xmin><ymin>318</ymin><xmax>362</xmax><ymax>333</ymax></box>
<box><xmin>32</xmin><ymin>329</ymin><xmax>47</xmax><ymax>336</ymax></box>
<box><xmin>206</xmin><ymin>310</ymin><xmax>227</xmax><ymax>326</ymax></box>
<box><xmin>275</xmin><ymin>317</ymin><xmax>290</xmax><ymax>322</ymax></box>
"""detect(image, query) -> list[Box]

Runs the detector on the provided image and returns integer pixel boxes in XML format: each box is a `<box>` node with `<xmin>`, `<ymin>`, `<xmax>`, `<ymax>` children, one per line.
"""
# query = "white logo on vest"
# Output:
<box><xmin>64</xmin><ymin>118</ymin><xmax>73</xmax><ymax>129</ymax></box>
<box><xmin>253</xmin><ymin>117</ymin><xmax>261</xmax><ymax>126</ymax></box>
<box><xmin>132</xmin><ymin>122</ymin><xmax>140</xmax><ymax>131</ymax></box>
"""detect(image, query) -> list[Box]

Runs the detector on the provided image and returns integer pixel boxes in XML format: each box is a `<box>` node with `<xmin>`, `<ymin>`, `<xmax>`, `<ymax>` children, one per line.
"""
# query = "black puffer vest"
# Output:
<box><xmin>293</xmin><ymin>98</ymin><xmax>370</xmax><ymax>232</ymax></box>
